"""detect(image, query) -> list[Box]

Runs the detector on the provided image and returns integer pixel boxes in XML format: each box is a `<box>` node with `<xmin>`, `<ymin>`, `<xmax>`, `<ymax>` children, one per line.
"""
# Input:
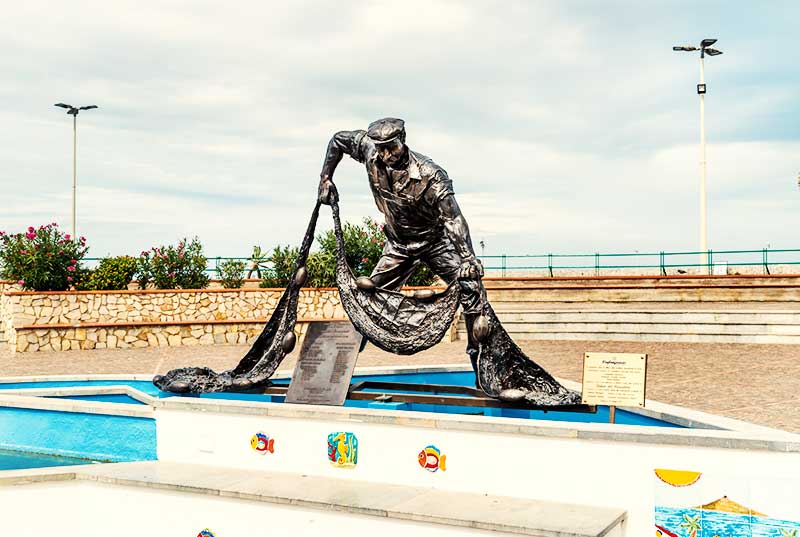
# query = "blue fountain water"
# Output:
<box><xmin>0</xmin><ymin>370</ymin><xmax>680</xmax><ymax>427</ymax></box>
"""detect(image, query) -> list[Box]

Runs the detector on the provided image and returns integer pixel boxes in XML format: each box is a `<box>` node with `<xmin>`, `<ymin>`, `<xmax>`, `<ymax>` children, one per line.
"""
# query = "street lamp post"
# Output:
<box><xmin>54</xmin><ymin>103</ymin><xmax>98</xmax><ymax>240</ymax></box>
<box><xmin>673</xmin><ymin>39</ymin><xmax>723</xmax><ymax>272</ymax></box>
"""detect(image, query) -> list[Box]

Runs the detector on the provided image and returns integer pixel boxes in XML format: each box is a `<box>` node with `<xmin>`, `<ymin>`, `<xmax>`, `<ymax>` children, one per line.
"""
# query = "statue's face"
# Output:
<box><xmin>376</xmin><ymin>139</ymin><xmax>406</xmax><ymax>167</ymax></box>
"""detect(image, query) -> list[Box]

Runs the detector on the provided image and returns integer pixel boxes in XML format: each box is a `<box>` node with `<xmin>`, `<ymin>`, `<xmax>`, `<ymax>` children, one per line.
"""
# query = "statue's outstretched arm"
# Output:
<box><xmin>440</xmin><ymin>195</ymin><xmax>483</xmax><ymax>280</ymax></box>
<box><xmin>318</xmin><ymin>130</ymin><xmax>367</xmax><ymax>204</ymax></box>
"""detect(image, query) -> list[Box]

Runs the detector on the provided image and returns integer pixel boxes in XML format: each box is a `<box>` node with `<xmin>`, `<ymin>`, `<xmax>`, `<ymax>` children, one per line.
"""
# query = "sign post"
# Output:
<box><xmin>581</xmin><ymin>352</ymin><xmax>648</xmax><ymax>424</ymax></box>
<box><xmin>285</xmin><ymin>321</ymin><xmax>362</xmax><ymax>406</ymax></box>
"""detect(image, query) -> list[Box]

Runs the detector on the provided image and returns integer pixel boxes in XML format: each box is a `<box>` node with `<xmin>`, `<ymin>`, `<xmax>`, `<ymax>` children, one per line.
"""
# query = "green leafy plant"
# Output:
<box><xmin>259</xmin><ymin>245</ymin><xmax>298</xmax><ymax>288</ymax></box>
<box><xmin>136</xmin><ymin>237</ymin><xmax>210</xmax><ymax>290</ymax></box>
<box><xmin>316</xmin><ymin>217</ymin><xmax>436</xmax><ymax>286</ymax></box>
<box><xmin>217</xmin><ymin>259</ymin><xmax>246</xmax><ymax>289</ymax></box>
<box><xmin>259</xmin><ymin>218</ymin><xmax>436</xmax><ymax>288</ymax></box>
<box><xmin>246</xmin><ymin>246</ymin><xmax>270</xmax><ymax>279</ymax></box>
<box><xmin>0</xmin><ymin>223</ymin><xmax>88</xmax><ymax>291</ymax></box>
<box><xmin>76</xmin><ymin>256</ymin><xmax>138</xmax><ymax>291</ymax></box>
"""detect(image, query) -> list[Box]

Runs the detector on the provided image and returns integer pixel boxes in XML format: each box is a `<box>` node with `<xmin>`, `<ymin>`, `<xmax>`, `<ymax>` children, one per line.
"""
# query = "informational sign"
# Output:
<box><xmin>285</xmin><ymin>321</ymin><xmax>362</xmax><ymax>406</ymax></box>
<box><xmin>581</xmin><ymin>352</ymin><xmax>647</xmax><ymax>407</ymax></box>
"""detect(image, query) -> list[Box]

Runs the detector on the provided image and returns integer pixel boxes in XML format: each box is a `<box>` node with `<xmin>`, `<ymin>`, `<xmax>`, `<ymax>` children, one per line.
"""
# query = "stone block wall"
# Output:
<box><xmin>13</xmin><ymin>322</ymin><xmax>313</xmax><ymax>353</ymax></box>
<box><xmin>1</xmin><ymin>288</ymin><xmax>343</xmax><ymax>353</ymax></box>
<box><xmin>5</xmin><ymin>288</ymin><xmax>343</xmax><ymax>326</ymax></box>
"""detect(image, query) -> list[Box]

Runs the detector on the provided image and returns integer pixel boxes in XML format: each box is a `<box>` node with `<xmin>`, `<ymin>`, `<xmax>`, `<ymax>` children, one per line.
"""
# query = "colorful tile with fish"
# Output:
<box><xmin>250</xmin><ymin>431</ymin><xmax>274</xmax><ymax>454</ymax></box>
<box><xmin>197</xmin><ymin>529</ymin><xmax>215</xmax><ymax>537</ymax></box>
<box><xmin>418</xmin><ymin>445</ymin><xmax>446</xmax><ymax>473</ymax></box>
<box><xmin>654</xmin><ymin>468</ymin><xmax>800</xmax><ymax>537</ymax></box>
<box><xmin>327</xmin><ymin>432</ymin><xmax>358</xmax><ymax>468</ymax></box>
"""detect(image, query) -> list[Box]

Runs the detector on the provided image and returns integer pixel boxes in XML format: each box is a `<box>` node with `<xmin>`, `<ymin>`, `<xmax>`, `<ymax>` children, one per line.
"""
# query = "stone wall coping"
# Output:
<box><xmin>0</xmin><ymin>462</ymin><xmax>627</xmax><ymax>537</ymax></box>
<box><xmin>0</xmin><ymin>373</ymin><xmax>165</xmax><ymax>383</ymax></box>
<box><xmin>461</xmin><ymin>308</ymin><xmax>800</xmax><ymax>315</ymax></box>
<box><xmin>15</xmin><ymin>317</ymin><xmax>348</xmax><ymax>331</ymax></box>
<box><xmin>484</xmin><ymin>273</ymin><xmax>800</xmax><ymax>282</ymax></box>
<box><xmin>484</xmin><ymin>283</ymin><xmax>800</xmax><ymax>291</ymax></box>
<box><xmin>0</xmin><ymin>385</ymin><xmax>158</xmax><ymax>405</ymax></box>
<box><xmin>0</xmin><ymin>365</ymin><xmax>471</xmax><ymax>385</ymax></box>
<box><xmin>0</xmin><ymin>392</ymin><xmax>154</xmax><ymax>418</ymax></box>
<box><xmin>4</xmin><ymin>275</ymin><xmax>799</xmax><ymax>287</ymax></box>
<box><xmin>156</xmin><ymin>396</ymin><xmax>800</xmax><ymax>453</ymax></box>
<box><xmin>2</xmin><ymin>287</ymin><xmax>343</xmax><ymax>296</ymax></box>
<box><xmin>6</xmin><ymin>282</ymin><xmax>800</xmax><ymax>297</ymax></box>
<box><xmin>0</xmin><ymin>365</ymin><xmax>789</xmax><ymax>437</ymax></box>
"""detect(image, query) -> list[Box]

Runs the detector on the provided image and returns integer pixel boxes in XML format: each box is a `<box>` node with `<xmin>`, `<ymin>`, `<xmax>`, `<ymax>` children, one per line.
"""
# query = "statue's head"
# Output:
<box><xmin>368</xmin><ymin>117</ymin><xmax>407</xmax><ymax>167</ymax></box>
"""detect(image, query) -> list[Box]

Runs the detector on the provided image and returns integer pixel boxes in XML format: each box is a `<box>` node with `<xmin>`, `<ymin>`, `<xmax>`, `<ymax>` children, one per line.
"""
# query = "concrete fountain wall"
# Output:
<box><xmin>154</xmin><ymin>396</ymin><xmax>800</xmax><ymax>537</ymax></box>
<box><xmin>2</xmin><ymin>369</ymin><xmax>800</xmax><ymax>536</ymax></box>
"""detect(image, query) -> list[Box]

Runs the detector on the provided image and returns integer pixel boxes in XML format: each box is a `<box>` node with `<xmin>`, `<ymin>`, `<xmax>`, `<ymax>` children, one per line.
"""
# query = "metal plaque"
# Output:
<box><xmin>581</xmin><ymin>352</ymin><xmax>648</xmax><ymax>407</ymax></box>
<box><xmin>285</xmin><ymin>321</ymin><xmax>362</xmax><ymax>406</ymax></box>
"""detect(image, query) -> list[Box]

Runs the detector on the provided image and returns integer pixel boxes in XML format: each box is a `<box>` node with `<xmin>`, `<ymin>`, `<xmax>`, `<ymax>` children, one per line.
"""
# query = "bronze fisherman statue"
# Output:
<box><xmin>155</xmin><ymin>117</ymin><xmax>579</xmax><ymax>406</ymax></box>
<box><xmin>317</xmin><ymin>118</ymin><xmax>486</xmax><ymax>378</ymax></box>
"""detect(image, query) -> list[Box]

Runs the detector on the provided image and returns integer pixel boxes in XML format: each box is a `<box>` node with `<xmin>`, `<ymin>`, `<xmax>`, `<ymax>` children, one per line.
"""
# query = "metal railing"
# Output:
<box><xmin>81</xmin><ymin>248</ymin><xmax>800</xmax><ymax>278</ymax></box>
<box><xmin>475</xmin><ymin>248</ymin><xmax>800</xmax><ymax>277</ymax></box>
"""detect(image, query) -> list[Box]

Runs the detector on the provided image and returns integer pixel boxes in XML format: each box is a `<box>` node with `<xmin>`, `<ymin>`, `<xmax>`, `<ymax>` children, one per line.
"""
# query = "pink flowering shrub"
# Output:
<box><xmin>0</xmin><ymin>223</ymin><xmax>88</xmax><ymax>291</ymax></box>
<box><xmin>136</xmin><ymin>237</ymin><xmax>209</xmax><ymax>289</ymax></box>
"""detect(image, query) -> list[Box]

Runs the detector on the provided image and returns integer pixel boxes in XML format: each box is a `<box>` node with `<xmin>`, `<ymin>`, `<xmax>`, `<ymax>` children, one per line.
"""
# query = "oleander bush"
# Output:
<box><xmin>0</xmin><ymin>223</ymin><xmax>88</xmax><ymax>291</ymax></box>
<box><xmin>259</xmin><ymin>218</ymin><xmax>436</xmax><ymax>288</ymax></box>
<box><xmin>259</xmin><ymin>244</ymin><xmax>298</xmax><ymax>288</ymax></box>
<box><xmin>136</xmin><ymin>237</ymin><xmax>210</xmax><ymax>290</ymax></box>
<box><xmin>76</xmin><ymin>256</ymin><xmax>138</xmax><ymax>291</ymax></box>
<box><xmin>315</xmin><ymin>217</ymin><xmax>435</xmax><ymax>287</ymax></box>
<box><xmin>217</xmin><ymin>259</ymin><xmax>246</xmax><ymax>289</ymax></box>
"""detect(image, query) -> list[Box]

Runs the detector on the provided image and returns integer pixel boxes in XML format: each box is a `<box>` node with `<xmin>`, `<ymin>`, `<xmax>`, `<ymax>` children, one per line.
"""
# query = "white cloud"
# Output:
<box><xmin>1</xmin><ymin>1</ymin><xmax>798</xmax><ymax>262</ymax></box>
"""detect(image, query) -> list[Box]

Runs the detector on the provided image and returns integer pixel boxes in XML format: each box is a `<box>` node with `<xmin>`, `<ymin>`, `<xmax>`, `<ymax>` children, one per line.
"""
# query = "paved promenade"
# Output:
<box><xmin>1</xmin><ymin>339</ymin><xmax>799</xmax><ymax>433</ymax></box>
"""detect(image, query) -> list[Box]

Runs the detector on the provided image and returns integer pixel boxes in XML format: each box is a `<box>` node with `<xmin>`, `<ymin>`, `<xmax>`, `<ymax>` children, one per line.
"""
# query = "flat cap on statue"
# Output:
<box><xmin>367</xmin><ymin>118</ymin><xmax>405</xmax><ymax>144</ymax></box>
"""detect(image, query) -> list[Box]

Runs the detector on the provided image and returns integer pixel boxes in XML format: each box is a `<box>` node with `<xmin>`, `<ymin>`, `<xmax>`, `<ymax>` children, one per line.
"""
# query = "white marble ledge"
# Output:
<box><xmin>0</xmin><ymin>393</ymin><xmax>154</xmax><ymax>418</ymax></box>
<box><xmin>0</xmin><ymin>385</ymin><xmax>157</xmax><ymax>405</ymax></box>
<box><xmin>0</xmin><ymin>364</ymin><xmax>472</xmax><ymax>385</ymax></box>
<box><xmin>0</xmin><ymin>373</ymin><xmax>157</xmax><ymax>384</ymax></box>
<box><xmin>32</xmin><ymin>461</ymin><xmax>627</xmax><ymax>537</ymax></box>
<box><xmin>155</xmin><ymin>396</ymin><xmax>800</xmax><ymax>453</ymax></box>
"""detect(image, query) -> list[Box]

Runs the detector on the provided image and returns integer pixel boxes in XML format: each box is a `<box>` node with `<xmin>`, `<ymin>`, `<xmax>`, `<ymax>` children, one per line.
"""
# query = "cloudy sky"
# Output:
<box><xmin>2</xmin><ymin>1</ymin><xmax>798</xmax><ymax>267</ymax></box>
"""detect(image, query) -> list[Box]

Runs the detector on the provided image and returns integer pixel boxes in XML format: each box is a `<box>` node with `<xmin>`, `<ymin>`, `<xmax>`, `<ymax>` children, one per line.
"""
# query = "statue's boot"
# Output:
<box><xmin>476</xmin><ymin>303</ymin><xmax>581</xmax><ymax>406</ymax></box>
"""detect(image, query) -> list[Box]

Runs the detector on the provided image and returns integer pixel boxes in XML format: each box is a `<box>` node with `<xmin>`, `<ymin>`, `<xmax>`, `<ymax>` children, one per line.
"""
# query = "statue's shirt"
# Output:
<box><xmin>349</xmin><ymin>131</ymin><xmax>455</xmax><ymax>249</ymax></box>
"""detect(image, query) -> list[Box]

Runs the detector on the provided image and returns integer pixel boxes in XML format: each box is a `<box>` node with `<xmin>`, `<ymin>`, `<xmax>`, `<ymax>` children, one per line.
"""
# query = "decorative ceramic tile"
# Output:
<box><xmin>250</xmin><ymin>431</ymin><xmax>274</xmax><ymax>454</ymax></box>
<box><xmin>655</xmin><ymin>468</ymin><xmax>800</xmax><ymax>537</ymax></box>
<box><xmin>327</xmin><ymin>432</ymin><xmax>358</xmax><ymax>468</ymax></box>
<box><xmin>418</xmin><ymin>444</ymin><xmax>446</xmax><ymax>473</ymax></box>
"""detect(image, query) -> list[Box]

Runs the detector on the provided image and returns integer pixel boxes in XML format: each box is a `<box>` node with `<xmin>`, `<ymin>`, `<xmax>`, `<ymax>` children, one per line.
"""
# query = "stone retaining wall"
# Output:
<box><xmin>4</xmin><ymin>274</ymin><xmax>799</xmax><ymax>353</ymax></box>
<box><xmin>5</xmin><ymin>288</ymin><xmax>343</xmax><ymax>326</ymax></box>
<box><xmin>12</xmin><ymin>322</ymin><xmax>311</xmax><ymax>353</ymax></box>
<box><xmin>1</xmin><ymin>287</ymin><xmax>344</xmax><ymax>353</ymax></box>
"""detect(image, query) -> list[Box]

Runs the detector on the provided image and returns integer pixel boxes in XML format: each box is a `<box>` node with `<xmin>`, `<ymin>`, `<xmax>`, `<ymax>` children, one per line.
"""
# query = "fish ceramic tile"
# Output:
<box><xmin>327</xmin><ymin>432</ymin><xmax>358</xmax><ymax>468</ymax></box>
<box><xmin>418</xmin><ymin>445</ymin><xmax>446</xmax><ymax>473</ymax></box>
<box><xmin>250</xmin><ymin>432</ymin><xmax>274</xmax><ymax>454</ymax></box>
<box><xmin>197</xmin><ymin>529</ymin><xmax>215</xmax><ymax>537</ymax></box>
